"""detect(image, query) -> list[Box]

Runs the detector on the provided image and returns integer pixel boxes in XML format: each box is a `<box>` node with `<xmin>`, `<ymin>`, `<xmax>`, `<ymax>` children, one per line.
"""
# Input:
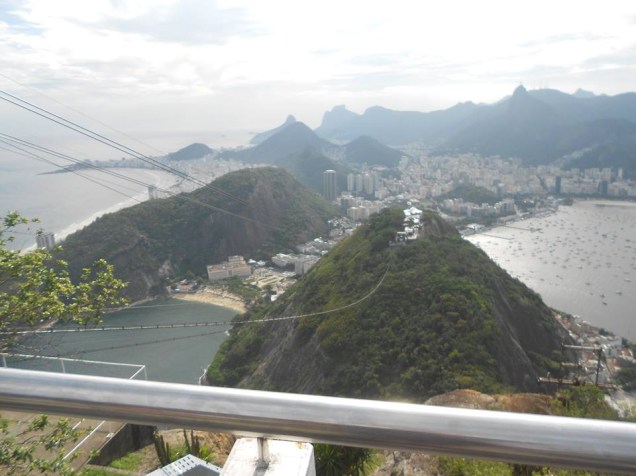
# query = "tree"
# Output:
<box><xmin>0</xmin><ymin>211</ymin><xmax>127</xmax><ymax>350</ymax></box>
<box><xmin>0</xmin><ymin>212</ymin><xmax>128</xmax><ymax>474</ymax></box>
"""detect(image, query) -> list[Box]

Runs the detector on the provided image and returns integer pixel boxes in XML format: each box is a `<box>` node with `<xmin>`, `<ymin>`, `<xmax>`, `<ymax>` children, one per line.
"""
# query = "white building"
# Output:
<box><xmin>36</xmin><ymin>232</ymin><xmax>55</xmax><ymax>250</ymax></box>
<box><xmin>207</xmin><ymin>256</ymin><xmax>252</xmax><ymax>281</ymax></box>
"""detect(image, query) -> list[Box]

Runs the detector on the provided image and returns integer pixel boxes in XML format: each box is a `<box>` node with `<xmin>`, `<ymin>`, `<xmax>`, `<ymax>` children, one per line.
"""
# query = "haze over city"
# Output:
<box><xmin>1</xmin><ymin>0</ymin><xmax>636</xmax><ymax>156</ymax></box>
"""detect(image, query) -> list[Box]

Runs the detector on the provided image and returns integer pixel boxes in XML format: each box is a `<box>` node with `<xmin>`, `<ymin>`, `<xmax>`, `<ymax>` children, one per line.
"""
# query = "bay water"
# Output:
<box><xmin>11</xmin><ymin>299</ymin><xmax>236</xmax><ymax>384</ymax></box>
<box><xmin>466</xmin><ymin>200</ymin><xmax>636</xmax><ymax>341</ymax></box>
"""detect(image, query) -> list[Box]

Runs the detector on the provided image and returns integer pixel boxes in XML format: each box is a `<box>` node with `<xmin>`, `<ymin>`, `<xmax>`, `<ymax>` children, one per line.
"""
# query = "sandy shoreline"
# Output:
<box><xmin>173</xmin><ymin>289</ymin><xmax>247</xmax><ymax>314</ymax></box>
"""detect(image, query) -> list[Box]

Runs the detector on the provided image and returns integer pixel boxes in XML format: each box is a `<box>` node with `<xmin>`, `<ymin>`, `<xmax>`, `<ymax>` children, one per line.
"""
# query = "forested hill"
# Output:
<box><xmin>208</xmin><ymin>209</ymin><xmax>571</xmax><ymax>400</ymax></box>
<box><xmin>58</xmin><ymin>167</ymin><xmax>338</xmax><ymax>302</ymax></box>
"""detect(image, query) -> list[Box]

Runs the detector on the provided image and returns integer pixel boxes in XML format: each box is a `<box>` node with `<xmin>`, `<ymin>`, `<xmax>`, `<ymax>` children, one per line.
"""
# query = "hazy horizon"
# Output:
<box><xmin>1</xmin><ymin>0</ymin><xmax>636</xmax><ymax>159</ymax></box>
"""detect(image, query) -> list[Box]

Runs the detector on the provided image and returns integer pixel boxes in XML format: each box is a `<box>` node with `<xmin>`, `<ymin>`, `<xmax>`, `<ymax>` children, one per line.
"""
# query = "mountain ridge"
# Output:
<box><xmin>58</xmin><ymin>167</ymin><xmax>338</xmax><ymax>302</ymax></box>
<box><xmin>312</xmin><ymin>87</ymin><xmax>636</xmax><ymax>175</ymax></box>
<box><xmin>230</xmin><ymin>122</ymin><xmax>403</xmax><ymax>193</ymax></box>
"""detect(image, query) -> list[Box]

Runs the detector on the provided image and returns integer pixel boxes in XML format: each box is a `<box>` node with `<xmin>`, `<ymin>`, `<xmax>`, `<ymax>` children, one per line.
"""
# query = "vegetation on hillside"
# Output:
<box><xmin>58</xmin><ymin>167</ymin><xmax>338</xmax><ymax>302</ymax></box>
<box><xmin>0</xmin><ymin>212</ymin><xmax>127</xmax><ymax>475</ymax></box>
<box><xmin>208</xmin><ymin>208</ymin><xmax>568</xmax><ymax>400</ymax></box>
<box><xmin>440</xmin><ymin>184</ymin><xmax>500</xmax><ymax>206</ymax></box>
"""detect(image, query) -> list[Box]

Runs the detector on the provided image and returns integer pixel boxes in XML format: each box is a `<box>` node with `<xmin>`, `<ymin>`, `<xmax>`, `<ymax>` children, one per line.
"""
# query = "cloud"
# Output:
<box><xmin>86</xmin><ymin>0</ymin><xmax>264</xmax><ymax>45</ymax></box>
<box><xmin>0</xmin><ymin>0</ymin><xmax>43</xmax><ymax>34</ymax></box>
<box><xmin>519</xmin><ymin>32</ymin><xmax>612</xmax><ymax>48</ymax></box>
<box><xmin>1</xmin><ymin>0</ymin><xmax>636</xmax><ymax>137</ymax></box>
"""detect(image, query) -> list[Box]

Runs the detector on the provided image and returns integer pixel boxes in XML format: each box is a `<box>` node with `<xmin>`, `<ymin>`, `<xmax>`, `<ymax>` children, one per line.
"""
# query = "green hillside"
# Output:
<box><xmin>58</xmin><ymin>167</ymin><xmax>338</xmax><ymax>302</ymax></box>
<box><xmin>208</xmin><ymin>209</ymin><xmax>570</xmax><ymax>400</ymax></box>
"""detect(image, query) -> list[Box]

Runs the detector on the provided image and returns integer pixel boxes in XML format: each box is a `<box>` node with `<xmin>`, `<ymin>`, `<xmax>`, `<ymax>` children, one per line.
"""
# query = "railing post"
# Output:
<box><xmin>257</xmin><ymin>437</ymin><xmax>270</xmax><ymax>469</ymax></box>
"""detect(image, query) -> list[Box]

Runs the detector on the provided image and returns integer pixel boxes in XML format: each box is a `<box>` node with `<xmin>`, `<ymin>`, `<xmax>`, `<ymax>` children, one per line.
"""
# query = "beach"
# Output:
<box><xmin>173</xmin><ymin>288</ymin><xmax>247</xmax><ymax>314</ymax></box>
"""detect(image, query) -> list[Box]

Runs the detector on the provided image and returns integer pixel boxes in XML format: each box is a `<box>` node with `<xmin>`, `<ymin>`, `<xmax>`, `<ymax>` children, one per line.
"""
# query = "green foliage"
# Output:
<box><xmin>0</xmin><ymin>415</ymin><xmax>81</xmax><ymax>475</ymax></box>
<box><xmin>223</xmin><ymin>277</ymin><xmax>260</xmax><ymax>301</ymax></box>
<box><xmin>615</xmin><ymin>366</ymin><xmax>636</xmax><ymax>389</ymax></box>
<box><xmin>0</xmin><ymin>213</ymin><xmax>128</xmax><ymax>350</ymax></box>
<box><xmin>80</xmin><ymin>468</ymin><xmax>136</xmax><ymax>476</ymax></box>
<box><xmin>57</xmin><ymin>168</ymin><xmax>338</xmax><ymax>302</ymax></box>
<box><xmin>552</xmin><ymin>385</ymin><xmax>618</xmax><ymax>420</ymax></box>
<box><xmin>314</xmin><ymin>444</ymin><xmax>374</xmax><ymax>476</ymax></box>
<box><xmin>436</xmin><ymin>456</ymin><xmax>617</xmax><ymax>476</ymax></box>
<box><xmin>441</xmin><ymin>184</ymin><xmax>500</xmax><ymax>205</ymax></box>
<box><xmin>153</xmin><ymin>432</ymin><xmax>171</xmax><ymax>466</ymax></box>
<box><xmin>153</xmin><ymin>430</ymin><xmax>215</xmax><ymax>467</ymax></box>
<box><xmin>437</xmin><ymin>456</ymin><xmax>511</xmax><ymax>476</ymax></box>
<box><xmin>0</xmin><ymin>212</ymin><xmax>128</xmax><ymax>474</ymax></box>
<box><xmin>108</xmin><ymin>452</ymin><xmax>142</xmax><ymax>471</ymax></box>
<box><xmin>210</xmin><ymin>208</ymin><xmax>565</xmax><ymax>400</ymax></box>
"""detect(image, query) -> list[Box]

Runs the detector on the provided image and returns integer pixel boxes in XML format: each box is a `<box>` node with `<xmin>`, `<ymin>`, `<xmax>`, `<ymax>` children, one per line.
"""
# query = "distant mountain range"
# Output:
<box><xmin>221</xmin><ymin>122</ymin><xmax>405</xmax><ymax>192</ymax></box>
<box><xmin>165</xmin><ymin>85</ymin><xmax>636</xmax><ymax>183</ymax></box>
<box><xmin>312</xmin><ymin>86</ymin><xmax>636</xmax><ymax>177</ymax></box>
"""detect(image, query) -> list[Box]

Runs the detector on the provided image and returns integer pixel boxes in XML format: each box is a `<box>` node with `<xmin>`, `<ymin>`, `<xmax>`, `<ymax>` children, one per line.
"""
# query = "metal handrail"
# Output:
<box><xmin>1</xmin><ymin>368</ymin><xmax>636</xmax><ymax>473</ymax></box>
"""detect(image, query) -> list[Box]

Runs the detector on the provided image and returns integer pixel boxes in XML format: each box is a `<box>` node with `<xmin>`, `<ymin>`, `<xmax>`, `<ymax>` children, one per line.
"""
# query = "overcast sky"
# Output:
<box><xmin>1</xmin><ymin>0</ymin><xmax>636</xmax><ymax>155</ymax></box>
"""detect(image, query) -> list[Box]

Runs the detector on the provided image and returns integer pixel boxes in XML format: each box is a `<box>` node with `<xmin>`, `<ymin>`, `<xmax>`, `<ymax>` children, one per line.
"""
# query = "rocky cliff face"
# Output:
<box><xmin>208</xmin><ymin>209</ymin><xmax>571</xmax><ymax>399</ymax></box>
<box><xmin>58</xmin><ymin>167</ymin><xmax>338</xmax><ymax>302</ymax></box>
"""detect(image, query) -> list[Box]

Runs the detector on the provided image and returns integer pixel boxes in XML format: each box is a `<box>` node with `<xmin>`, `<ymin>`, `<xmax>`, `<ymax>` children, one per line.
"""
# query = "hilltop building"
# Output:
<box><xmin>207</xmin><ymin>256</ymin><xmax>252</xmax><ymax>281</ymax></box>
<box><xmin>323</xmin><ymin>170</ymin><xmax>337</xmax><ymax>202</ymax></box>
<box><xmin>395</xmin><ymin>206</ymin><xmax>423</xmax><ymax>243</ymax></box>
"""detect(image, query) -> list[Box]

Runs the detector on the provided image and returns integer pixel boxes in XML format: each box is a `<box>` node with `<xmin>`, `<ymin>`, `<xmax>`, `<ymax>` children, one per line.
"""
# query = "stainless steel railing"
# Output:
<box><xmin>1</xmin><ymin>368</ymin><xmax>636</xmax><ymax>473</ymax></box>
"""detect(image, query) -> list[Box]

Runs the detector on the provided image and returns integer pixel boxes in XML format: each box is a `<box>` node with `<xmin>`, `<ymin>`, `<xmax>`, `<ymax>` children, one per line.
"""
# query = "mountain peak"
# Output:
<box><xmin>343</xmin><ymin>135</ymin><xmax>403</xmax><ymax>166</ymax></box>
<box><xmin>513</xmin><ymin>84</ymin><xmax>527</xmax><ymax>97</ymax></box>
<box><xmin>167</xmin><ymin>143</ymin><xmax>214</xmax><ymax>161</ymax></box>
<box><xmin>316</xmin><ymin>105</ymin><xmax>360</xmax><ymax>139</ymax></box>
<box><xmin>573</xmin><ymin>88</ymin><xmax>596</xmax><ymax>98</ymax></box>
<box><xmin>250</xmin><ymin>115</ymin><xmax>299</xmax><ymax>145</ymax></box>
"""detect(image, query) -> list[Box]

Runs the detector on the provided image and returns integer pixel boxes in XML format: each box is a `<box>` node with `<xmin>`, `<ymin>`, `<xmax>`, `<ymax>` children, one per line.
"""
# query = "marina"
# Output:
<box><xmin>467</xmin><ymin>200</ymin><xmax>636</xmax><ymax>340</ymax></box>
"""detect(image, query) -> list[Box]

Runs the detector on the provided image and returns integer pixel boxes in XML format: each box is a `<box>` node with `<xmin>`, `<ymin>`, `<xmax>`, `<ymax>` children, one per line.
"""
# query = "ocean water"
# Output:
<box><xmin>1</xmin><ymin>138</ymin><xmax>245</xmax><ymax>383</ymax></box>
<box><xmin>0</xmin><ymin>155</ymin><xmax>178</xmax><ymax>249</ymax></box>
<box><xmin>0</xmin><ymin>129</ymin><xmax>254</xmax><ymax>249</ymax></box>
<box><xmin>11</xmin><ymin>299</ymin><xmax>235</xmax><ymax>384</ymax></box>
<box><xmin>466</xmin><ymin>200</ymin><xmax>636</xmax><ymax>340</ymax></box>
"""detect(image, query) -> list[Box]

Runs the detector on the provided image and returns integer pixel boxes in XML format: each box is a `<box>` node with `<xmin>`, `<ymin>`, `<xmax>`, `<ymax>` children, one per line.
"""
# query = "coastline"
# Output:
<box><xmin>173</xmin><ymin>288</ymin><xmax>247</xmax><ymax>314</ymax></box>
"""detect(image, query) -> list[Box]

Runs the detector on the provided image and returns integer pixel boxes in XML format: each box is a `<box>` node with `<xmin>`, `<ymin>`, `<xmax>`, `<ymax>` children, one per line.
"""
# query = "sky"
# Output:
<box><xmin>1</xmin><ymin>0</ymin><xmax>636</xmax><ymax>156</ymax></box>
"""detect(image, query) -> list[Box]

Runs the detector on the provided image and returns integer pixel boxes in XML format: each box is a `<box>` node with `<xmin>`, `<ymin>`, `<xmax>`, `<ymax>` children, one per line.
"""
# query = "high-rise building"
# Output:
<box><xmin>323</xmin><ymin>170</ymin><xmax>337</xmax><ymax>202</ymax></box>
<box><xmin>555</xmin><ymin>176</ymin><xmax>562</xmax><ymax>194</ymax></box>
<box><xmin>346</xmin><ymin>173</ymin><xmax>355</xmax><ymax>192</ymax></box>
<box><xmin>354</xmin><ymin>174</ymin><xmax>364</xmax><ymax>193</ymax></box>
<box><xmin>36</xmin><ymin>232</ymin><xmax>55</xmax><ymax>250</ymax></box>
<box><xmin>363</xmin><ymin>173</ymin><xmax>374</xmax><ymax>195</ymax></box>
